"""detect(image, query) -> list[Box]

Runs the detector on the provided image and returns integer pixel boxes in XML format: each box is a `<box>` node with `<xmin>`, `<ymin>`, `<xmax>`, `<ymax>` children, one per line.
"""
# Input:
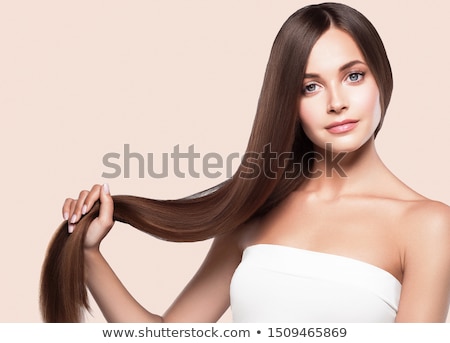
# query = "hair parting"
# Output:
<box><xmin>40</xmin><ymin>2</ymin><xmax>393</xmax><ymax>322</ymax></box>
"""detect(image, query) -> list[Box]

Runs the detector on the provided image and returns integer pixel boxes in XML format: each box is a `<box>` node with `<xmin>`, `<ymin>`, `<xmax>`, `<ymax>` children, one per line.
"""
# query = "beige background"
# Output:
<box><xmin>0</xmin><ymin>0</ymin><xmax>449</xmax><ymax>322</ymax></box>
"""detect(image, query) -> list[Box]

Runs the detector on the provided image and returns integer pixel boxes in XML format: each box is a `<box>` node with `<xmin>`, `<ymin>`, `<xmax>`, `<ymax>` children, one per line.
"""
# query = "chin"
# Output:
<box><xmin>312</xmin><ymin>134</ymin><xmax>374</xmax><ymax>154</ymax></box>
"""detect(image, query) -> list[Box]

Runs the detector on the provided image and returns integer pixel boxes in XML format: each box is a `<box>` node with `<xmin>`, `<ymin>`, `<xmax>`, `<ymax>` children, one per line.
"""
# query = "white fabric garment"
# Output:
<box><xmin>230</xmin><ymin>244</ymin><xmax>401</xmax><ymax>322</ymax></box>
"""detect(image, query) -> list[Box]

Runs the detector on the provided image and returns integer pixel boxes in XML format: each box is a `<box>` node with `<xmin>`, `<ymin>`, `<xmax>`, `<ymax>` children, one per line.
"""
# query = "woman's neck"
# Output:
<box><xmin>300</xmin><ymin>137</ymin><xmax>389</xmax><ymax>200</ymax></box>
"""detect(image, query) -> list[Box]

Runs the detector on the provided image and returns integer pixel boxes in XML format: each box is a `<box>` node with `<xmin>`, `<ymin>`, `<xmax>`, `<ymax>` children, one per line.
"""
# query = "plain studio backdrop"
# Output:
<box><xmin>0</xmin><ymin>0</ymin><xmax>449</xmax><ymax>322</ymax></box>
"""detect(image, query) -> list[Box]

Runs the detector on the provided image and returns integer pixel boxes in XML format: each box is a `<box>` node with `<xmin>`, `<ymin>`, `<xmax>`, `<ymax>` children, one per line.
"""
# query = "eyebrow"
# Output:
<box><xmin>304</xmin><ymin>60</ymin><xmax>366</xmax><ymax>79</ymax></box>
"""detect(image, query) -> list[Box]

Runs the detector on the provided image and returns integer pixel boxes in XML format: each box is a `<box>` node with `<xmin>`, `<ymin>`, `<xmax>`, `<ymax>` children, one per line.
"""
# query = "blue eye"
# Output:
<box><xmin>303</xmin><ymin>83</ymin><xmax>318</xmax><ymax>94</ymax></box>
<box><xmin>347</xmin><ymin>72</ymin><xmax>364</xmax><ymax>82</ymax></box>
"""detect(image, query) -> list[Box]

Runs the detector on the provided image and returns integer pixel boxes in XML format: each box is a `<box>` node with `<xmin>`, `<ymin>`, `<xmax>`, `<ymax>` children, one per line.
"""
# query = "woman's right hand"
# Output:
<box><xmin>63</xmin><ymin>183</ymin><xmax>114</xmax><ymax>250</ymax></box>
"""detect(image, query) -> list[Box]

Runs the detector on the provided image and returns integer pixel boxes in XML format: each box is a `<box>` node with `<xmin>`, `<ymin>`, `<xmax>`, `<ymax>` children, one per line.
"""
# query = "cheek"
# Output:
<box><xmin>297</xmin><ymin>98</ymin><xmax>324</xmax><ymax>145</ymax></box>
<box><xmin>298</xmin><ymin>98</ymin><xmax>319</xmax><ymax>131</ymax></box>
<box><xmin>352</xmin><ymin>83</ymin><xmax>382</xmax><ymax>124</ymax></box>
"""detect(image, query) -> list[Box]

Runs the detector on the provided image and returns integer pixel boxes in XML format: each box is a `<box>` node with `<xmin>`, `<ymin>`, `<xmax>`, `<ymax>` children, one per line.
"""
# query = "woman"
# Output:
<box><xmin>40</xmin><ymin>2</ymin><xmax>450</xmax><ymax>322</ymax></box>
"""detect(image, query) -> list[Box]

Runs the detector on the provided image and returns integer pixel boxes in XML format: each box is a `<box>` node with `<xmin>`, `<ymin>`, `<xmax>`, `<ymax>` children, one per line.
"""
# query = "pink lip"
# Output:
<box><xmin>325</xmin><ymin>119</ymin><xmax>359</xmax><ymax>134</ymax></box>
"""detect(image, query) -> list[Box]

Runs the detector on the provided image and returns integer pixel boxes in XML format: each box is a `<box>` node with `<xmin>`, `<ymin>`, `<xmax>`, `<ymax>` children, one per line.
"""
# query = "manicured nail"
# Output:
<box><xmin>103</xmin><ymin>183</ymin><xmax>110</xmax><ymax>195</ymax></box>
<box><xmin>68</xmin><ymin>224</ymin><xmax>74</xmax><ymax>233</ymax></box>
<box><xmin>70</xmin><ymin>214</ymin><xmax>77</xmax><ymax>224</ymax></box>
<box><xmin>81</xmin><ymin>204</ymin><xmax>87</xmax><ymax>215</ymax></box>
<box><xmin>63</xmin><ymin>212</ymin><xmax>69</xmax><ymax>221</ymax></box>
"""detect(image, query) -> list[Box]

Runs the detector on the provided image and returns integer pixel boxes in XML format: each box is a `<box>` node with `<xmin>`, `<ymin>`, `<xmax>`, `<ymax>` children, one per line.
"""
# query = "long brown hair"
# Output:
<box><xmin>40</xmin><ymin>2</ymin><xmax>393</xmax><ymax>322</ymax></box>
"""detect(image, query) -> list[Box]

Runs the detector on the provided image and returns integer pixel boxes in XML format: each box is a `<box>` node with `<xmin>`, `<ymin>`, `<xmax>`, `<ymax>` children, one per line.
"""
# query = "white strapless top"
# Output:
<box><xmin>230</xmin><ymin>244</ymin><xmax>401</xmax><ymax>322</ymax></box>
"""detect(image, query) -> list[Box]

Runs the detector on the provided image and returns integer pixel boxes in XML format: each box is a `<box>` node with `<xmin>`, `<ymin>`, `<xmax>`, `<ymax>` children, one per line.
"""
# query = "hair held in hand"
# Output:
<box><xmin>40</xmin><ymin>2</ymin><xmax>393</xmax><ymax>322</ymax></box>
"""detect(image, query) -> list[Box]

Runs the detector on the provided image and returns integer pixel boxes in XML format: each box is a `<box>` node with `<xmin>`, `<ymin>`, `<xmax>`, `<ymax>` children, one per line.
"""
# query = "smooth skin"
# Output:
<box><xmin>64</xmin><ymin>28</ymin><xmax>450</xmax><ymax>322</ymax></box>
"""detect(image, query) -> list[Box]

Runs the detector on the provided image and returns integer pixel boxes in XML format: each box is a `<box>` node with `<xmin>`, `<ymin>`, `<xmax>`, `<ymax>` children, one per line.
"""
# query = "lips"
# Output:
<box><xmin>325</xmin><ymin>119</ymin><xmax>359</xmax><ymax>134</ymax></box>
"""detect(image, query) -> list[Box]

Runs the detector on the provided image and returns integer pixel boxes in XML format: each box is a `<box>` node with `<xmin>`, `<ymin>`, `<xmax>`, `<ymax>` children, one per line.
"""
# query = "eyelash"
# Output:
<box><xmin>302</xmin><ymin>71</ymin><xmax>366</xmax><ymax>94</ymax></box>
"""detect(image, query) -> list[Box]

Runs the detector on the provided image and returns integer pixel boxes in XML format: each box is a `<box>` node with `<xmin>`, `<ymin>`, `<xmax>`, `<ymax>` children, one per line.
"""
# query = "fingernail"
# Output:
<box><xmin>81</xmin><ymin>204</ymin><xmax>87</xmax><ymax>215</ymax></box>
<box><xmin>70</xmin><ymin>214</ymin><xmax>77</xmax><ymax>224</ymax></box>
<box><xmin>103</xmin><ymin>183</ymin><xmax>110</xmax><ymax>195</ymax></box>
<box><xmin>63</xmin><ymin>212</ymin><xmax>69</xmax><ymax>221</ymax></box>
<box><xmin>68</xmin><ymin>224</ymin><xmax>74</xmax><ymax>233</ymax></box>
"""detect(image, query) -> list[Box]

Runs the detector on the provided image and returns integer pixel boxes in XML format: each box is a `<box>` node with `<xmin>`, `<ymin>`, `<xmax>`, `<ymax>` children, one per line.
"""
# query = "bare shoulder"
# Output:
<box><xmin>400</xmin><ymin>199</ymin><xmax>450</xmax><ymax>240</ymax></box>
<box><xmin>210</xmin><ymin>217</ymin><xmax>260</xmax><ymax>255</ymax></box>
<box><xmin>395</xmin><ymin>199</ymin><xmax>450</xmax><ymax>322</ymax></box>
<box><xmin>396</xmin><ymin>199</ymin><xmax>450</xmax><ymax>258</ymax></box>
<box><xmin>380</xmin><ymin>170</ymin><xmax>450</xmax><ymax>234</ymax></box>
<box><xmin>231</xmin><ymin>216</ymin><xmax>264</xmax><ymax>252</ymax></box>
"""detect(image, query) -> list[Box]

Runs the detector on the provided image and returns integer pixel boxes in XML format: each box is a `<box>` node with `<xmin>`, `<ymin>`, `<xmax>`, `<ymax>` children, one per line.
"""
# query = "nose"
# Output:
<box><xmin>327</xmin><ymin>84</ymin><xmax>348</xmax><ymax>114</ymax></box>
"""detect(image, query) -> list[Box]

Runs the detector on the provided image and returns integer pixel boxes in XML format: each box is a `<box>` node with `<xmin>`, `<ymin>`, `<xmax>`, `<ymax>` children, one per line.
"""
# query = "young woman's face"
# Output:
<box><xmin>298</xmin><ymin>28</ymin><xmax>381</xmax><ymax>153</ymax></box>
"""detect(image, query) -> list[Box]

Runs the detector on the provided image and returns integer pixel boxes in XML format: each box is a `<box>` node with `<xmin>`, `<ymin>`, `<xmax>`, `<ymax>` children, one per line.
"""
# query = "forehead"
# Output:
<box><xmin>305</xmin><ymin>28</ymin><xmax>366</xmax><ymax>72</ymax></box>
